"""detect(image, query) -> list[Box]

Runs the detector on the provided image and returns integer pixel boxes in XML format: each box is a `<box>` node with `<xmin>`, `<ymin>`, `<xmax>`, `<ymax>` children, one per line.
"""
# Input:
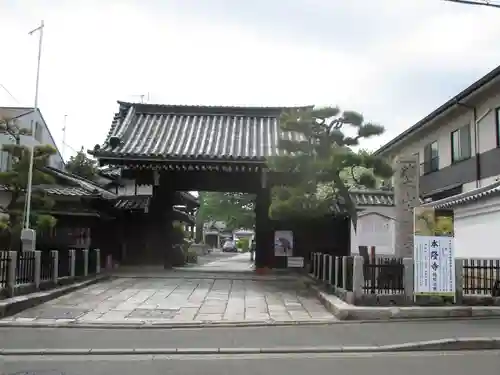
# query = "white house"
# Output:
<box><xmin>422</xmin><ymin>180</ymin><xmax>500</xmax><ymax>259</ymax></box>
<box><xmin>374</xmin><ymin>64</ymin><xmax>500</xmax><ymax>202</ymax></box>
<box><xmin>0</xmin><ymin>106</ymin><xmax>65</xmax><ymax>215</ymax></box>
<box><xmin>0</xmin><ymin>106</ymin><xmax>64</xmax><ymax>170</ymax></box>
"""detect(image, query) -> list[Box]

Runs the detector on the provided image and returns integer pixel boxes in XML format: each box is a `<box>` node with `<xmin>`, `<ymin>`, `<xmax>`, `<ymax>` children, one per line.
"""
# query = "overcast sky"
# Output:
<box><xmin>1</xmin><ymin>0</ymin><xmax>500</xmax><ymax>159</ymax></box>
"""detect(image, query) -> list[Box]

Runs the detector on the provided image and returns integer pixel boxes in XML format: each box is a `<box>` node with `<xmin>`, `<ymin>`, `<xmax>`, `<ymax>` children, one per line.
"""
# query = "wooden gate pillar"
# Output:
<box><xmin>255</xmin><ymin>169</ymin><xmax>273</xmax><ymax>269</ymax></box>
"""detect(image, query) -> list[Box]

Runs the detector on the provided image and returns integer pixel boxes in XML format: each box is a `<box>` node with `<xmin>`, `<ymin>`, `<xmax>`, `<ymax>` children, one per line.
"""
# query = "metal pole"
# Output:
<box><xmin>443</xmin><ymin>0</ymin><xmax>500</xmax><ymax>8</ymax></box>
<box><xmin>62</xmin><ymin>114</ymin><xmax>67</xmax><ymax>161</ymax></box>
<box><xmin>25</xmin><ymin>20</ymin><xmax>44</xmax><ymax>229</ymax></box>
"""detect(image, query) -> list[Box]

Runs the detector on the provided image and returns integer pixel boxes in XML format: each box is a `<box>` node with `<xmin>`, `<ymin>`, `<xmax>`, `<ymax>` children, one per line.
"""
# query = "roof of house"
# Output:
<box><xmin>89</xmin><ymin>101</ymin><xmax>311</xmax><ymax>162</ymax></box>
<box><xmin>37</xmin><ymin>185</ymin><xmax>98</xmax><ymax>197</ymax></box>
<box><xmin>43</xmin><ymin>166</ymin><xmax>116</xmax><ymax>199</ymax></box>
<box><xmin>113</xmin><ymin>194</ymin><xmax>194</xmax><ymax>223</ymax></box>
<box><xmin>349</xmin><ymin>189</ymin><xmax>395</xmax><ymax>206</ymax></box>
<box><xmin>422</xmin><ymin>179</ymin><xmax>500</xmax><ymax>209</ymax></box>
<box><xmin>114</xmin><ymin>195</ymin><xmax>150</xmax><ymax>211</ymax></box>
<box><xmin>374</xmin><ymin>64</ymin><xmax>500</xmax><ymax>156</ymax></box>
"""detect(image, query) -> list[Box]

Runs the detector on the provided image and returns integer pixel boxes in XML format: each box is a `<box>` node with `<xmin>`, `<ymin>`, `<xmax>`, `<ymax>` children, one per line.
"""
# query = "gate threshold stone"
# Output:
<box><xmin>313</xmin><ymin>286</ymin><xmax>500</xmax><ymax>320</ymax></box>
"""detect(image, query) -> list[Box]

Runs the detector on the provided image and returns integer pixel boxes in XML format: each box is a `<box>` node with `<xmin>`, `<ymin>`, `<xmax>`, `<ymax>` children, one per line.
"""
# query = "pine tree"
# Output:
<box><xmin>0</xmin><ymin>116</ymin><xmax>57</xmax><ymax>249</ymax></box>
<box><xmin>66</xmin><ymin>147</ymin><xmax>97</xmax><ymax>180</ymax></box>
<box><xmin>269</xmin><ymin>106</ymin><xmax>393</xmax><ymax>230</ymax></box>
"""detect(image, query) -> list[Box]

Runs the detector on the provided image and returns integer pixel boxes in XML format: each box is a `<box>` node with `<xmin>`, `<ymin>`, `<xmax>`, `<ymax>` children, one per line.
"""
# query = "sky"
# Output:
<box><xmin>1</xmin><ymin>0</ymin><xmax>500</xmax><ymax>160</ymax></box>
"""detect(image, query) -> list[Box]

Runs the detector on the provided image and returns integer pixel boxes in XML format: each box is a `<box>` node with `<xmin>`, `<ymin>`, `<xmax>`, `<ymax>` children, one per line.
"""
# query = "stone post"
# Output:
<box><xmin>95</xmin><ymin>248</ymin><xmax>101</xmax><ymax>274</ymax></box>
<box><xmin>311</xmin><ymin>253</ymin><xmax>316</xmax><ymax>276</ymax></box>
<box><xmin>455</xmin><ymin>258</ymin><xmax>464</xmax><ymax>304</ymax></box>
<box><xmin>7</xmin><ymin>251</ymin><xmax>17</xmax><ymax>297</ymax></box>
<box><xmin>334</xmin><ymin>257</ymin><xmax>340</xmax><ymax>287</ymax></box>
<box><xmin>394</xmin><ymin>155</ymin><xmax>420</xmax><ymax>258</ymax></box>
<box><xmin>69</xmin><ymin>249</ymin><xmax>76</xmax><ymax>278</ymax></box>
<box><xmin>322</xmin><ymin>254</ymin><xmax>328</xmax><ymax>282</ymax></box>
<box><xmin>51</xmin><ymin>250</ymin><xmax>59</xmax><ymax>283</ymax></box>
<box><xmin>34</xmin><ymin>250</ymin><xmax>41</xmax><ymax>289</ymax></box>
<box><xmin>342</xmin><ymin>256</ymin><xmax>348</xmax><ymax>289</ymax></box>
<box><xmin>403</xmin><ymin>257</ymin><xmax>414</xmax><ymax>303</ymax></box>
<box><xmin>316</xmin><ymin>253</ymin><xmax>321</xmax><ymax>278</ymax></box>
<box><xmin>83</xmin><ymin>249</ymin><xmax>89</xmax><ymax>277</ymax></box>
<box><xmin>328</xmin><ymin>255</ymin><xmax>333</xmax><ymax>285</ymax></box>
<box><xmin>353</xmin><ymin>256</ymin><xmax>364</xmax><ymax>303</ymax></box>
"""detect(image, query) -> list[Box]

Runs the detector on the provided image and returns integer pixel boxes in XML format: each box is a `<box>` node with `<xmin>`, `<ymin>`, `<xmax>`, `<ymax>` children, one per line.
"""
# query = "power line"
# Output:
<box><xmin>442</xmin><ymin>0</ymin><xmax>500</xmax><ymax>8</ymax></box>
<box><xmin>0</xmin><ymin>84</ymin><xmax>20</xmax><ymax>103</ymax></box>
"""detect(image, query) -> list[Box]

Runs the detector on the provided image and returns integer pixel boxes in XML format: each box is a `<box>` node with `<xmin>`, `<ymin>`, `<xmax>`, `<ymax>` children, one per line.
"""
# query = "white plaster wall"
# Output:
<box><xmin>117</xmin><ymin>179</ymin><xmax>152</xmax><ymax>196</ymax></box>
<box><xmin>350</xmin><ymin>206</ymin><xmax>396</xmax><ymax>255</ymax></box>
<box><xmin>463</xmin><ymin>175</ymin><xmax>500</xmax><ymax>192</ymax></box>
<box><xmin>453</xmin><ymin>196</ymin><xmax>500</xmax><ymax>259</ymax></box>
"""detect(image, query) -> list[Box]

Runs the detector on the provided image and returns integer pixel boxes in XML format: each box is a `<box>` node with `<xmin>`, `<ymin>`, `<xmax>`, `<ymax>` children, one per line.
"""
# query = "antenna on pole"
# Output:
<box><xmin>131</xmin><ymin>93</ymin><xmax>150</xmax><ymax>104</ymax></box>
<box><xmin>62</xmin><ymin>114</ymin><xmax>67</xmax><ymax>161</ymax></box>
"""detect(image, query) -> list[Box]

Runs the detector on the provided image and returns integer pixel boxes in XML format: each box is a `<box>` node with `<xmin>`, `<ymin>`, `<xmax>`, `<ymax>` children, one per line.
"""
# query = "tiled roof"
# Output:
<box><xmin>114</xmin><ymin>195</ymin><xmax>150</xmax><ymax>211</ymax></box>
<box><xmin>173</xmin><ymin>207</ymin><xmax>195</xmax><ymax>224</ymax></box>
<box><xmin>349</xmin><ymin>190</ymin><xmax>395</xmax><ymax>206</ymax></box>
<box><xmin>99</xmin><ymin>166</ymin><xmax>121</xmax><ymax>179</ymax></box>
<box><xmin>90</xmin><ymin>101</ymin><xmax>311</xmax><ymax>162</ymax></box>
<box><xmin>43</xmin><ymin>166</ymin><xmax>116</xmax><ymax>199</ymax></box>
<box><xmin>39</xmin><ymin>185</ymin><xmax>96</xmax><ymax>197</ymax></box>
<box><xmin>423</xmin><ymin>180</ymin><xmax>500</xmax><ymax>209</ymax></box>
<box><xmin>176</xmin><ymin>191</ymin><xmax>199</xmax><ymax>207</ymax></box>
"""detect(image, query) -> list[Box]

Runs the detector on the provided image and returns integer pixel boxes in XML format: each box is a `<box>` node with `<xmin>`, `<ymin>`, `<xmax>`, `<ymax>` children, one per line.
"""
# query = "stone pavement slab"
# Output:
<box><xmin>186</xmin><ymin>252</ymin><xmax>254</xmax><ymax>272</ymax></box>
<box><xmin>1</xmin><ymin>276</ymin><xmax>336</xmax><ymax>325</ymax></box>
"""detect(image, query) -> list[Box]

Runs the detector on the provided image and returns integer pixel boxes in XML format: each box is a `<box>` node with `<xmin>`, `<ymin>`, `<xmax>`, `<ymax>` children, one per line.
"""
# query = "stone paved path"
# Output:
<box><xmin>186</xmin><ymin>252</ymin><xmax>254</xmax><ymax>272</ymax></box>
<box><xmin>2</xmin><ymin>276</ymin><xmax>336</xmax><ymax>325</ymax></box>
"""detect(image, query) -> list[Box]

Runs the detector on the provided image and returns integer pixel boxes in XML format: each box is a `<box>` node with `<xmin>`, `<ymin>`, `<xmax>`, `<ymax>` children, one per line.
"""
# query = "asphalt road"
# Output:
<box><xmin>2</xmin><ymin>319</ymin><xmax>500</xmax><ymax>350</ymax></box>
<box><xmin>3</xmin><ymin>350</ymin><xmax>500</xmax><ymax>375</ymax></box>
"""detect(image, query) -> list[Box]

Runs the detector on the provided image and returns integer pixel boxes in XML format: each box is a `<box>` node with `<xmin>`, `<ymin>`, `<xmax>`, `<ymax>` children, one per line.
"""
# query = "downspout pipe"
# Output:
<box><xmin>455</xmin><ymin>99</ymin><xmax>480</xmax><ymax>188</ymax></box>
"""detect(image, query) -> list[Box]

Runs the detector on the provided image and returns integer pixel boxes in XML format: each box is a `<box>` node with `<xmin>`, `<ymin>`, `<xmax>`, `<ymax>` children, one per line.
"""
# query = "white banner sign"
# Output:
<box><xmin>414</xmin><ymin>235</ymin><xmax>455</xmax><ymax>296</ymax></box>
<box><xmin>274</xmin><ymin>230</ymin><xmax>293</xmax><ymax>257</ymax></box>
<box><xmin>287</xmin><ymin>257</ymin><xmax>304</xmax><ymax>268</ymax></box>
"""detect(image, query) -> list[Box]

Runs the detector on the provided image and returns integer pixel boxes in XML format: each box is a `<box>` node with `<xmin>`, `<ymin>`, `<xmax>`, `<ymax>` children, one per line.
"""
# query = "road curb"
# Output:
<box><xmin>2</xmin><ymin>337</ymin><xmax>500</xmax><ymax>355</ymax></box>
<box><xmin>2</xmin><ymin>315</ymin><xmax>500</xmax><ymax>329</ymax></box>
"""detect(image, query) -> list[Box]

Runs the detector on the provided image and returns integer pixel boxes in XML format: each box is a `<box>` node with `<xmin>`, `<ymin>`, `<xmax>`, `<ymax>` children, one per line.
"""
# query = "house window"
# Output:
<box><xmin>423</xmin><ymin>141</ymin><xmax>439</xmax><ymax>174</ymax></box>
<box><xmin>451</xmin><ymin>124</ymin><xmax>471</xmax><ymax>162</ymax></box>
<box><xmin>34</xmin><ymin>121</ymin><xmax>43</xmax><ymax>142</ymax></box>
<box><xmin>0</xmin><ymin>151</ymin><xmax>11</xmax><ymax>172</ymax></box>
<box><xmin>496</xmin><ymin>107</ymin><xmax>500</xmax><ymax>147</ymax></box>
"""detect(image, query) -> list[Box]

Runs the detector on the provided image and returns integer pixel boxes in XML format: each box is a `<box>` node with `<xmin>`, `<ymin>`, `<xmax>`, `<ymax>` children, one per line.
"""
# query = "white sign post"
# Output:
<box><xmin>413</xmin><ymin>207</ymin><xmax>456</xmax><ymax>299</ymax></box>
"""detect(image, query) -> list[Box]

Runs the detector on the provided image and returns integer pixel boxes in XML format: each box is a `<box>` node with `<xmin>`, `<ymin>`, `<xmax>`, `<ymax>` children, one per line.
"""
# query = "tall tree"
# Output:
<box><xmin>197</xmin><ymin>192</ymin><xmax>255</xmax><ymax>232</ymax></box>
<box><xmin>269</xmin><ymin>106</ymin><xmax>393</xmax><ymax>230</ymax></box>
<box><xmin>66</xmin><ymin>147</ymin><xmax>98</xmax><ymax>180</ymax></box>
<box><xmin>0</xmin><ymin>116</ymin><xmax>57</xmax><ymax>249</ymax></box>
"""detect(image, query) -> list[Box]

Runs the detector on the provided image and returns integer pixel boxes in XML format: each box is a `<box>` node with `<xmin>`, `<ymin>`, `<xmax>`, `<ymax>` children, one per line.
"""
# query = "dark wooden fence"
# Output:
<box><xmin>362</xmin><ymin>257</ymin><xmax>404</xmax><ymax>295</ymax></box>
<box><xmin>462</xmin><ymin>259</ymin><xmax>500</xmax><ymax>295</ymax></box>
<box><xmin>16</xmin><ymin>251</ymin><xmax>36</xmax><ymax>284</ymax></box>
<box><xmin>40</xmin><ymin>251</ymin><xmax>54</xmax><ymax>282</ymax></box>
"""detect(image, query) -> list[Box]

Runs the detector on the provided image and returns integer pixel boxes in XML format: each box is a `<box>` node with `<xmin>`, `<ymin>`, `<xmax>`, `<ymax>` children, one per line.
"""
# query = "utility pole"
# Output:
<box><xmin>442</xmin><ymin>0</ymin><xmax>500</xmax><ymax>8</ymax></box>
<box><xmin>62</xmin><ymin>114</ymin><xmax>67</xmax><ymax>161</ymax></box>
<box><xmin>21</xmin><ymin>20</ymin><xmax>44</xmax><ymax>251</ymax></box>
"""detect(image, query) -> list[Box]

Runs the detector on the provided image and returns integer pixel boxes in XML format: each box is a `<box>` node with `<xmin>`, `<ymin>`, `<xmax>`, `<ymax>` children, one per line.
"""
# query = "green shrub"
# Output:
<box><xmin>236</xmin><ymin>238</ymin><xmax>250</xmax><ymax>252</ymax></box>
